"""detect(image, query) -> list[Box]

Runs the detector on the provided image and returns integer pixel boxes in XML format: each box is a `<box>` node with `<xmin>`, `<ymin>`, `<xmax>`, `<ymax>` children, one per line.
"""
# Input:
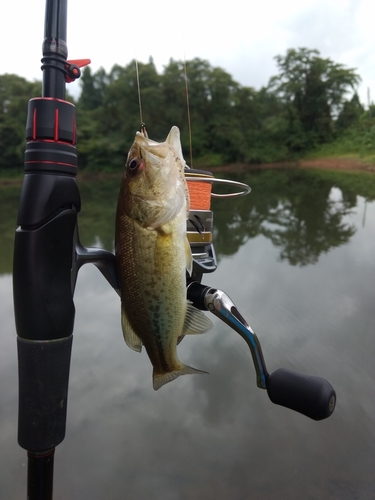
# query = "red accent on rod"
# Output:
<box><xmin>32</xmin><ymin>108</ymin><xmax>37</xmax><ymax>141</ymax></box>
<box><xmin>54</xmin><ymin>109</ymin><xmax>59</xmax><ymax>141</ymax></box>
<box><xmin>30</xmin><ymin>96</ymin><xmax>76</xmax><ymax>105</ymax></box>
<box><xmin>27</xmin><ymin>139</ymin><xmax>74</xmax><ymax>145</ymax></box>
<box><xmin>72</xmin><ymin>114</ymin><xmax>76</xmax><ymax>145</ymax></box>
<box><xmin>25</xmin><ymin>160</ymin><xmax>77</xmax><ymax>168</ymax></box>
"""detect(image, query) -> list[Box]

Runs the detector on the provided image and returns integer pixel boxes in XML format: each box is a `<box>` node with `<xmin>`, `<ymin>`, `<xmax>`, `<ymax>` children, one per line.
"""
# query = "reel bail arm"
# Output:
<box><xmin>187</xmin><ymin>281</ymin><xmax>336</xmax><ymax>421</ymax></box>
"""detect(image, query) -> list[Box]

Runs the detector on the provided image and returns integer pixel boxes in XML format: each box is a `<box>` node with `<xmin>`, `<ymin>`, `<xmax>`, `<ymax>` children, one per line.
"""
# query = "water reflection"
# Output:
<box><xmin>1</xmin><ymin>169</ymin><xmax>375</xmax><ymax>499</ymax></box>
<box><xmin>212</xmin><ymin>169</ymin><xmax>361</xmax><ymax>266</ymax></box>
<box><xmin>2</xmin><ymin>169</ymin><xmax>372</xmax><ymax>275</ymax></box>
<box><xmin>0</xmin><ymin>184</ymin><xmax>22</xmax><ymax>274</ymax></box>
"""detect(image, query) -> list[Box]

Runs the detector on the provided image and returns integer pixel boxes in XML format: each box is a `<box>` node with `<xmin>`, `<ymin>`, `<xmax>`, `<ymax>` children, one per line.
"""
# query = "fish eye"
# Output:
<box><xmin>126</xmin><ymin>157</ymin><xmax>143</xmax><ymax>176</ymax></box>
<box><xmin>128</xmin><ymin>158</ymin><xmax>139</xmax><ymax>170</ymax></box>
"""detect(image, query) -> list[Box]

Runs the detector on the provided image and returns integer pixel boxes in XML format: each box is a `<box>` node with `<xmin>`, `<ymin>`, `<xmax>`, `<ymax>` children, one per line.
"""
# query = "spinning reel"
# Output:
<box><xmin>184</xmin><ymin>169</ymin><xmax>336</xmax><ymax>421</ymax></box>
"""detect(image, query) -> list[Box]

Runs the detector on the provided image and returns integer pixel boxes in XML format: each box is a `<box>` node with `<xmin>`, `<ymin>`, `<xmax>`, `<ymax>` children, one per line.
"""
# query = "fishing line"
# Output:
<box><xmin>135</xmin><ymin>58</ymin><xmax>144</xmax><ymax>129</ymax></box>
<box><xmin>179</xmin><ymin>21</ymin><xmax>194</xmax><ymax>169</ymax></box>
<box><xmin>183</xmin><ymin>56</ymin><xmax>194</xmax><ymax>169</ymax></box>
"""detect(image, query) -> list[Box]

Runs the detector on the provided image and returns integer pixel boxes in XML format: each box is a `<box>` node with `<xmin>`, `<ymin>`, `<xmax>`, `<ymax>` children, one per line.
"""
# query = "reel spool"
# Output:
<box><xmin>185</xmin><ymin>168</ymin><xmax>251</xmax><ymax>282</ymax></box>
<box><xmin>185</xmin><ymin>169</ymin><xmax>216</xmax><ymax>280</ymax></box>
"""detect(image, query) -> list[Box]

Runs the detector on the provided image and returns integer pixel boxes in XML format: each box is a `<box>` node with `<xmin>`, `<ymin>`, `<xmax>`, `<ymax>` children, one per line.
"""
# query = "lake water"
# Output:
<box><xmin>1</xmin><ymin>168</ymin><xmax>375</xmax><ymax>499</ymax></box>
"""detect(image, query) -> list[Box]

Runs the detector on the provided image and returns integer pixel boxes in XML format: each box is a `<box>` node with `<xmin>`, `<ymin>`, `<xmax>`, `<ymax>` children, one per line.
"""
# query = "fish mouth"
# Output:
<box><xmin>135</xmin><ymin>135</ymin><xmax>168</xmax><ymax>159</ymax></box>
<box><xmin>142</xmin><ymin>146</ymin><xmax>167</xmax><ymax>160</ymax></box>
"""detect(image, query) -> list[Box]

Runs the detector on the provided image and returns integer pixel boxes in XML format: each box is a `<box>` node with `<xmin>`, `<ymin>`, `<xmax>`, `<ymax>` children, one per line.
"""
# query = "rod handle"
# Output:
<box><xmin>17</xmin><ymin>336</ymin><xmax>73</xmax><ymax>451</ymax></box>
<box><xmin>266</xmin><ymin>368</ymin><xmax>336</xmax><ymax>420</ymax></box>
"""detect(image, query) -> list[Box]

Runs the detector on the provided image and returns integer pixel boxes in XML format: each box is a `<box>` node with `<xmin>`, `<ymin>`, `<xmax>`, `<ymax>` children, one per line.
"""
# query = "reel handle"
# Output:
<box><xmin>266</xmin><ymin>368</ymin><xmax>336</xmax><ymax>421</ymax></box>
<box><xmin>187</xmin><ymin>281</ymin><xmax>336</xmax><ymax>420</ymax></box>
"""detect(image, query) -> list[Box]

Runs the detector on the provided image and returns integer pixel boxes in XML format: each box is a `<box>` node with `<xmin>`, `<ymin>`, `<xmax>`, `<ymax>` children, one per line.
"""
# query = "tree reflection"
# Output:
<box><xmin>0</xmin><ymin>184</ymin><xmax>22</xmax><ymax>274</ymax></box>
<box><xmin>78</xmin><ymin>177</ymin><xmax>119</xmax><ymax>252</ymax></box>
<box><xmin>1</xmin><ymin>169</ymin><xmax>371</xmax><ymax>275</ymax></box>
<box><xmin>212</xmin><ymin>169</ymin><xmax>357</xmax><ymax>266</ymax></box>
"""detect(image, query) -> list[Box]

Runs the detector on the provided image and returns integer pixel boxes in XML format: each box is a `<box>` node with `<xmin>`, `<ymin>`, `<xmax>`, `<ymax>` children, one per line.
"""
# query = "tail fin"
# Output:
<box><xmin>153</xmin><ymin>364</ymin><xmax>208</xmax><ymax>391</ymax></box>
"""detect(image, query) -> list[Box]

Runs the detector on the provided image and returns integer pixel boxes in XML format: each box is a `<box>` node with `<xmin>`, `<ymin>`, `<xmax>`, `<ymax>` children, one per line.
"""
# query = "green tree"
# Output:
<box><xmin>269</xmin><ymin>48</ymin><xmax>361</xmax><ymax>150</ymax></box>
<box><xmin>233</xmin><ymin>86</ymin><xmax>290</xmax><ymax>163</ymax></box>
<box><xmin>204</xmin><ymin>66</ymin><xmax>244</xmax><ymax>162</ymax></box>
<box><xmin>76</xmin><ymin>59</ymin><xmax>166</xmax><ymax>170</ymax></box>
<box><xmin>162</xmin><ymin>58</ymin><xmax>260</xmax><ymax>164</ymax></box>
<box><xmin>0</xmin><ymin>74</ymin><xmax>41</xmax><ymax>170</ymax></box>
<box><xmin>336</xmin><ymin>92</ymin><xmax>364</xmax><ymax>131</ymax></box>
<box><xmin>79</xmin><ymin>66</ymin><xmax>108</xmax><ymax>111</ymax></box>
<box><xmin>161</xmin><ymin>58</ymin><xmax>189</xmax><ymax>127</ymax></box>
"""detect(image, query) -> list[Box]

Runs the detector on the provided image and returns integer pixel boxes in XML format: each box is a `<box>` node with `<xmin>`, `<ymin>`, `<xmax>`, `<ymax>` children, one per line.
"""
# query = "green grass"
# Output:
<box><xmin>0</xmin><ymin>167</ymin><xmax>24</xmax><ymax>181</ymax></box>
<box><xmin>305</xmin><ymin>146</ymin><xmax>375</xmax><ymax>165</ymax></box>
<box><xmin>304</xmin><ymin>123</ymin><xmax>375</xmax><ymax>165</ymax></box>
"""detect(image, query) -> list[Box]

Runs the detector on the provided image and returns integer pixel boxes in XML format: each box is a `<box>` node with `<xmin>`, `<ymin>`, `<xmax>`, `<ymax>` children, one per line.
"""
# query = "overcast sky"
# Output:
<box><xmin>2</xmin><ymin>0</ymin><xmax>374</xmax><ymax>104</ymax></box>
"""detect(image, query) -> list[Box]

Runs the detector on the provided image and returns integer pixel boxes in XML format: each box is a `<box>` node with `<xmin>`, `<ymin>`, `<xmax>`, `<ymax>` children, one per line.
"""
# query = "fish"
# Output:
<box><xmin>115</xmin><ymin>126</ymin><xmax>213</xmax><ymax>390</ymax></box>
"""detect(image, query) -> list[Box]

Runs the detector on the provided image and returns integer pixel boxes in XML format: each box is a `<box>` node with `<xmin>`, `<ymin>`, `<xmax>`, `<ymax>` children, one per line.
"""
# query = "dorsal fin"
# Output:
<box><xmin>166</xmin><ymin>126</ymin><xmax>184</xmax><ymax>163</ymax></box>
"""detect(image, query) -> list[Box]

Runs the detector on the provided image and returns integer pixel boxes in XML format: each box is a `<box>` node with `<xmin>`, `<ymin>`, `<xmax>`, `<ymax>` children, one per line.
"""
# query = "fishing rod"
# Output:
<box><xmin>13</xmin><ymin>1</ymin><xmax>335</xmax><ymax>498</ymax></box>
<box><xmin>13</xmin><ymin>0</ymin><xmax>116</xmax><ymax>498</ymax></box>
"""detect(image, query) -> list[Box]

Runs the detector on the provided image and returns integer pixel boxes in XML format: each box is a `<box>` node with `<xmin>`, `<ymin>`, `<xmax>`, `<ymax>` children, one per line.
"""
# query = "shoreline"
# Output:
<box><xmin>1</xmin><ymin>157</ymin><xmax>375</xmax><ymax>186</ymax></box>
<box><xmin>208</xmin><ymin>157</ymin><xmax>375</xmax><ymax>174</ymax></box>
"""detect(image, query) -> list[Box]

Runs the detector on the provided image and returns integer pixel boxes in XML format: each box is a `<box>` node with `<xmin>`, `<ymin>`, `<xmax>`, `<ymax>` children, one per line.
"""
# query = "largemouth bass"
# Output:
<box><xmin>115</xmin><ymin>126</ymin><xmax>212</xmax><ymax>390</ymax></box>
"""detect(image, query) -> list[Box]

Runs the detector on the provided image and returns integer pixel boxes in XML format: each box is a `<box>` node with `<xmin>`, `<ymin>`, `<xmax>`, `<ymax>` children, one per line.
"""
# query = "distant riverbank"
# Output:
<box><xmin>1</xmin><ymin>156</ymin><xmax>375</xmax><ymax>187</ymax></box>
<box><xmin>209</xmin><ymin>157</ymin><xmax>375</xmax><ymax>174</ymax></box>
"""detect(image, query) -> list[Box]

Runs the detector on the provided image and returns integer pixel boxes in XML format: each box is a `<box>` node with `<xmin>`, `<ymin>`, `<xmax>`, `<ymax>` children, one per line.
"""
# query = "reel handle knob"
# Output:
<box><xmin>266</xmin><ymin>368</ymin><xmax>336</xmax><ymax>420</ymax></box>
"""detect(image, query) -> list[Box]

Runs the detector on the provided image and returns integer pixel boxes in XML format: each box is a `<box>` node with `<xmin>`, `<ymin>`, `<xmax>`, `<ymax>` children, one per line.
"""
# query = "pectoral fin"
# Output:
<box><xmin>182</xmin><ymin>301</ymin><xmax>213</xmax><ymax>335</ymax></box>
<box><xmin>121</xmin><ymin>305</ymin><xmax>143</xmax><ymax>352</ymax></box>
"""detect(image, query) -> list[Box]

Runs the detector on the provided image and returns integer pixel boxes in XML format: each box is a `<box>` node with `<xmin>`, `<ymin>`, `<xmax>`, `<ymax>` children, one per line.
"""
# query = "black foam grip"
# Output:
<box><xmin>266</xmin><ymin>368</ymin><xmax>336</xmax><ymax>421</ymax></box>
<box><xmin>17</xmin><ymin>335</ymin><xmax>73</xmax><ymax>451</ymax></box>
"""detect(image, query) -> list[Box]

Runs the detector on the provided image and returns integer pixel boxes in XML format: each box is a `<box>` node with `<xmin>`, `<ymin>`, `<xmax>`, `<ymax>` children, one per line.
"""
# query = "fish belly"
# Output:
<box><xmin>116</xmin><ymin>212</ymin><xmax>187</xmax><ymax>374</ymax></box>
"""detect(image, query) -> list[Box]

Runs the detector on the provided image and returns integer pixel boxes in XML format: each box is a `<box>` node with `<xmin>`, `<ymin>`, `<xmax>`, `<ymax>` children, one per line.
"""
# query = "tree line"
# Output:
<box><xmin>1</xmin><ymin>48</ymin><xmax>374</xmax><ymax>172</ymax></box>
